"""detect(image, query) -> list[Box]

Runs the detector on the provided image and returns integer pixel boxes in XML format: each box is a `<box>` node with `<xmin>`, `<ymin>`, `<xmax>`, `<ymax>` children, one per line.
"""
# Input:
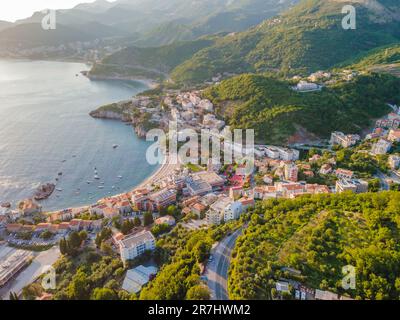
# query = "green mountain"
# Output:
<box><xmin>203</xmin><ymin>72</ymin><xmax>400</xmax><ymax>144</ymax></box>
<box><xmin>229</xmin><ymin>191</ymin><xmax>400</xmax><ymax>300</ymax></box>
<box><xmin>0</xmin><ymin>22</ymin><xmax>127</xmax><ymax>50</ymax></box>
<box><xmin>171</xmin><ymin>0</ymin><xmax>400</xmax><ymax>84</ymax></box>
<box><xmin>339</xmin><ymin>43</ymin><xmax>400</xmax><ymax>77</ymax></box>
<box><xmin>90</xmin><ymin>38</ymin><xmax>217</xmax><ymax>80</ymax></box>
<box><xmin>1</xmin><ymin>0</ymin><xmax>299</xmax><ymax>53</ymax></box>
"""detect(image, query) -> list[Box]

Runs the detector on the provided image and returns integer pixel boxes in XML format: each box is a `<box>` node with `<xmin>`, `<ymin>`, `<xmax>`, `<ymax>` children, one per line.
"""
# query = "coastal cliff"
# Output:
<box><xmin>90</xmin><ymin>97</ymin><xmax>165</xmax><ymax>139</ymax></box>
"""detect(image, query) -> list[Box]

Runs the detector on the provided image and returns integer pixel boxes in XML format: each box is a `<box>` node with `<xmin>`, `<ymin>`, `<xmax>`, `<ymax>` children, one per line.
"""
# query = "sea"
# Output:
<box><xmin>0</xmin><ymin>59</ymin><xmax>159</xmax><ymax>211</ymax></box>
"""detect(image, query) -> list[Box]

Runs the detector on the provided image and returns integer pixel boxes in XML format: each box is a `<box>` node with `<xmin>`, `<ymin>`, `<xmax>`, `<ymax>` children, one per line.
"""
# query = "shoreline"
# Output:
<box><xmin>87</xmin><ymin>74</ymin><xmax>159</xmax><ymax>89</ymax></box>
<box><xmin>1</xmin><ymin>62</ymin><xmax>163</xmax><ymax>213</ymax></box>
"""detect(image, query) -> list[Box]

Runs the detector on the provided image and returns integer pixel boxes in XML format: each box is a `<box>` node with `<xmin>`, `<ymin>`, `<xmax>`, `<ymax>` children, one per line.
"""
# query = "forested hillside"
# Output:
<box><xmin>203</xmin><ymin>72</ymin><xmax>400</xmax><ymax>144</ymax></box>
<box><xmin>229</xmin><ymin>191</ymin><xmax>400</xmax><ymax>300</ymax></box>
<box><xmin>171</xmin><ymin>0</ymin><xmax>400</xmax><ymax>84</ymax></box>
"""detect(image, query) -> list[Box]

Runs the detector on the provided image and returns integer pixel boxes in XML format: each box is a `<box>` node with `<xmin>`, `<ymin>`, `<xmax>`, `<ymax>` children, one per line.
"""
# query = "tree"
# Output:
<box><xmin>67</xmin><ymin>269</ymin><xmax>90</xmax><ymax>300</ymax></box>
<box><xmin>121</xmin><ymin>219</ymin><xmax>135</xmax><ymax>235</ymax></box>
<box><xmin>68</xmin><ymin>231</ymin><xmax>82</xmax><ymax>249</ymax></box>
<box><xmin>186</xmin><ymin>285</ymin><xmax>211</xmax><ymax>300</ymax></box>
<box><xmin>40</xmin><ymin>230</ymin><xmax>54</xmax><ymax>240</ymax></box>
<box><xmin>79</xmin><ymin>230</ymin><xmax>88</xmax><ymax>242</ymax></box>
<box><xmin>368</xmin><ymin>178</ymin><xmax>381</xmax><ymax>192</ymax></box>
<box><xmin>95</xmin><ymin>227</ymin><xmax>112</xmax><ymax>248</ymax></box>
<box><xmin>101</xmin><ymin>242</ymin><xmax>113</xmax><ymax>255</ymax></box>
<box><xmin>143</xmin><ymin>212</ymin><xmax>154</xmax><ymax>227</ymax></box>
<box><xmin>91</xmin><ymin>288</ymin><xmax>118</xmax><ymax>300</ymax></box>
<box><xmin>133</xmin><ymin>217</ymin><xmax>141</xmax><ymax>227</ymax></box>
<box><xmin>194</xmin><ymin>241</ymin><xmax>211</xmax><ymax>263</ymax></box>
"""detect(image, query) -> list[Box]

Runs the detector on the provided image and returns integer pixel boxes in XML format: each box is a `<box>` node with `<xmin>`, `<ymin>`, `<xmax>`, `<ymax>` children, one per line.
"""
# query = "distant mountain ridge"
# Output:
<box><xmin>170</xmin><ymin>0</ymin><xmax>400</xmax><ymax>84</ymax></box>
<box><xmin>0</xmin><ymin>0</ymin><xmax>299</xmax><ymax>53</ymax></box>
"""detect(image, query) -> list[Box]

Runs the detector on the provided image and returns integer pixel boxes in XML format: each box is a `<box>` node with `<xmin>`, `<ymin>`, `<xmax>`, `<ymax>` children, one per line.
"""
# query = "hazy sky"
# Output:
<box><xmin>0</xmin><ymin>0</ymin><xmax>98</xmax><ymax>22</ymax></box>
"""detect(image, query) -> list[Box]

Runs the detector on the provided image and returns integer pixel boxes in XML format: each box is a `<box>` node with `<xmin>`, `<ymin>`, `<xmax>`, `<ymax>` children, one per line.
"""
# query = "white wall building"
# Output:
<box><xmin>119</xmin><ymin>231</ymin><xmax>156</xmax><ymax>263</ymax></box>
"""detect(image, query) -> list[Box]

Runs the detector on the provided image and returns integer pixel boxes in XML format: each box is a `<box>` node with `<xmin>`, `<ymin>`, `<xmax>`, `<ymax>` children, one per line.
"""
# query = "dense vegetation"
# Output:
<box><xmin>229</xmin><ymin>191</ymin><xmax>400</xmax><ymax>300</ymax></box>
<box><xmin>140</xmin><ymin>222</ymin><xmax>240</xmax><ymax>300</ymax></box>
<box><xmin>203</xmin><ymin>73</ymin><xmax>400</xmax><ymax>144</ymax></box>
<box><xmin>171</xmin><ymin>0</ymin><xmax>400</xmax><ymax>84</ymax></box>
<box><xmin>90</xmin><ymin>38</ymin><xmax>216</xmax><ymax>80</ymax></box>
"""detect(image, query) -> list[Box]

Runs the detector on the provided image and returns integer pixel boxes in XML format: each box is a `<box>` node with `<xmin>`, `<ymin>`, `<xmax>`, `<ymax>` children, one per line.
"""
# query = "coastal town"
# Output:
<box><xmin>1</xmin><ymin>68</ymin><xmax>400</xmax><ymax>301</ymax></box>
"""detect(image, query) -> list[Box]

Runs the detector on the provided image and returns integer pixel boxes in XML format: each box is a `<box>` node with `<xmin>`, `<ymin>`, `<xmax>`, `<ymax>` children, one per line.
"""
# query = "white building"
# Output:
<box><xmin>335</xmin><ymin>179</ymin><xmax>369</xmax><ymax>194</ymax></box>
<box><xmin>372</xmin><ymin>139</ymin><xmax>392</xmax><ymax>155</ymax></box>
<box><xmin>388</xmin><ymin>155</ymin><xmax>400</xmax><ymax>170</ymax></box>
<box><xmin>118</xmin><ymin>230</ymin><xmax>156</xmax><ymax>263</ymax></box>
<box><xmin>206</xmin><ymin>196</ymin><xmax>242</xmax><ymax>225</ymax></box>
<box><xmin>294</xmin><ymin>81</ymin><xmax>320</xmax><ymax>92</ymax></box>
<box><xmin>330</xmin><ymin>132</ymin><xmax>360</xmax><ymax>148</ymax></box>
<box><xmin>122</xmin><ymin>265</ymin><xmax>158</xmax><ymax>294</ymax></box>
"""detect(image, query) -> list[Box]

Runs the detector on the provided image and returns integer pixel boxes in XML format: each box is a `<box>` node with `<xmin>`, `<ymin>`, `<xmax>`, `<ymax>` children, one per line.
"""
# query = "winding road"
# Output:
<box><xmin>206</xmin><ymin>228</ymin><xmax>242</xmax><ymax>300</ymax></box>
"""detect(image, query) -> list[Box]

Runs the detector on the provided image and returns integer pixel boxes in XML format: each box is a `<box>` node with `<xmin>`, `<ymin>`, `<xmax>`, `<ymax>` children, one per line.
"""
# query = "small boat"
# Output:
<box><xmin>87</xmin><ymin>181</ymin><xmax>91</xmax><ymax>184</ymax></box>
<box><xmin>113</xmin><ymin>144</ymin><xmax>119</xmax><ymax>149</ymax></box>
<box><xmin>56</xmin><ymin>188</ymin><xmax>63</xmax><ymax>192</ymax></box>
<box><xmin>98</xmin><ymin>186</ymin><xmax>104</xmax><ymax>189</ymax></box>
<box><xmin>58</xmin><ymin>172</ymin><xmax>63</xmax><ymax>176</ymax></box>
<box><xmin>94</xmin><ymin>175</ymin><xmax>100</xmax><ymax>180</ymax></box>
<box><xmin>118</xmin><ymin>175</ymin><xmax>123</xmax><ymax>179</ymax></box>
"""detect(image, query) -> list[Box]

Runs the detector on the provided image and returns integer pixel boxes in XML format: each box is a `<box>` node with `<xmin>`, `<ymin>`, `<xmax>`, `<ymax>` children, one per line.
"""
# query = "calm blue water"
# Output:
<box><xmin>0</xmin><ymin>59</ymin><xmax>157</xmax><ymax>211</ymax></box>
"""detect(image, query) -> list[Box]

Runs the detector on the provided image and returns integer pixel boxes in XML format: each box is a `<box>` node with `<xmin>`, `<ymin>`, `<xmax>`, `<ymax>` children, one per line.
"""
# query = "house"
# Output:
<box><xmin>276</xmin><ymin>281</ymin><xmax>290</xmax><ymax>294</ymax></box>
<box><xmin>35</xmin><ymin>223</ymin><xmax>52</xmax><ymax>232</ymax></box>
<box><xmin>116</xmin><ymin>201</ymin><xmax>133</xmax><ymax>215</ymax></box>
<box><xmin>190</xmin><ymin>203</ymin><xmax>207</xmax><ymax>217</ymax></box>
<box><xmin>263</xmin><ymin>174</ymin><xmax>274</xmax><ymax>185</ymax></box>
<box><xmin>193</xmin><ymin>172</ymin><xmax>225</xmax><ymax>189</ymax></box>
<box><xmin>6</xmin><ymin>224</ymin><xmax>22</xmax><ymax>233</ymax></box>
<box><xmin>330</xmin><ymin>132</ymin><xmax>360</xmax><ymax>148</ymax></box>
<box><xmin>238</xmin><ymin>197</ymin><xmax>255</xmax><ymax>212</ymax></box>
<box><xmin>118</xmin><ymin>230</ymin><xmax>156</xmax><ymax>262</ymax></box>
<box><xmin>253</xmin><ymin>186</ymin><xmax>278</xmax><ymax>200</ymax></box>
<box><xmin>206</xmin><ymin>196</ymin><xmax>242</xmax><ymax>225</ymax></box>
<box><xmin>148</xmin><ymin>189</ymin><xmax>177</xmax><ymax>211</ymax></box>
<box><xmin>315</xmin><ymin>290</ymin><xmax>339</xmax><ymax>301</ymax></box>
<box><xmin>336</xmin><ymin>179</ymin><xmax>368</xmax><ymax>194</ymax></box>
<box><xmin>103</xmin><ymin>207</ymin><xmax>120</xmax><ymax>219</ymax></box>
<box><xmin>69</xmin><ymin>219</ymin><xmax>82</xmax><ymax>231</ymax></box>
<box><xmin>294</xmin><ymin>81</ymin><xmax>320</xmax><ymax>92</ymax></box>
<box><xmin>309</xmin><ymin>154</ymin><xmax>321</xmax><ymax>163</ymax></box>
<box><xmin>372</xmin><ymin>139</ymin><xmax>392</xmax><ymax>155</ymax></box>
<box><xmin>229</xmin><ymin>186</ymin><xmax>244</xmax><ymax>200</ymax></box>
<box><xmin>187</xmin><ymin>177</ymin><xmax>212</xmax><ymax>196</ymax></box>
<box><xmin>388</xmin><ymin>129</ymin><xmax>400</xmax><ymax>143</ymax></box>
<box><xmin>320</xmin><ymin>164</ymin><xmax>333</xmax><ymax>175</ymax></box>
<box><xmin>303</xmin><ymin>170</ymin><xmax>315</xmax><ymax>178</ymax></box>
<box><xmin>155</xmin><ymin>216</ymin><xmax>176</xmax><ymax>226</ymax></box>
<box><xmin>279</xmin><ymin>148</ymin><xmax>300</xmax><ymax>161</ymax></box>
<box><xmin>388</xmin><ymin>155</ymin><xmax>400</xmax><ymax>170</ymax></box>
<box><xmin>284</xmin><ymin>163</ymin><xmax>299</xmax><ymax>182</ymax></box>
<box><xmin>334</xmin><ymin>168</ymin><xmax>354</xmax><ymax>180</ymax></box>
<box><xmin>122</xmin><ymin>265</ymin><xmax>158</xmax><ymax>294</ymax></box>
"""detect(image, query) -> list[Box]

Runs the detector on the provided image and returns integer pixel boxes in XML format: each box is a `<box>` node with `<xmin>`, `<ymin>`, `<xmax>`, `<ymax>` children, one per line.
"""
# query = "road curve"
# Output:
<box><xmin>206</xmin><ymin>229</ymin><xmax>242</xmax><ymax>300</ymax></box>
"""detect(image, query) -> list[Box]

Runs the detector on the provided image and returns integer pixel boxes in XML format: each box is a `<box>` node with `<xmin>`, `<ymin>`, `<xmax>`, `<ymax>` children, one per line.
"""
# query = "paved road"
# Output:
<box><xmin>0</xmin><ymin>246</ymin><xmax>60</xmax><ymax>300</ymax></box>
<box><xmin>206</xmin><ymin>229</ymin><xmax>242</xmax><ymax>300</ymax></box>
<box><xmin>376</xmin><ymin>171</ymin><xmax>390</xmax><ymax>191</ymax></box>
